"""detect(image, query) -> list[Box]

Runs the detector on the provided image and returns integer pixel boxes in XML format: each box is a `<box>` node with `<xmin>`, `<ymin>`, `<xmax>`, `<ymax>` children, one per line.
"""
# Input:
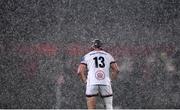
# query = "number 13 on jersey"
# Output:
<box><xmin>93</xmin><ymin>56</ymin><xmax>105</xmax><ymax>68</ymax></box>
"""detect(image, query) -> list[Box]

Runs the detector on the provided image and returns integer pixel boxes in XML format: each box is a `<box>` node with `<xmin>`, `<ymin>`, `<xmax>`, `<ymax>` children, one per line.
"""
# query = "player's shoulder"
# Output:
<box><xmin>84</xmin><ymin>51</ymin><xmax>93</xmax><ymax>56</ymax></box>
<box><xmin>101</xmin><ymin>50</ymin><xmax>110</xmax><ymax>54</ymax></box>
<box><xmin>81</xmin><ymin>51</ymin><xmax>93</xmax><ymax>59</ymax></box>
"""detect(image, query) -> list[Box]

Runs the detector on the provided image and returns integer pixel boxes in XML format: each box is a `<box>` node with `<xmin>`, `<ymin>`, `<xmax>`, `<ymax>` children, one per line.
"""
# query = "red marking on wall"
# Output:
<box><xmin>16</xmin><ymin>42</ymin><xmax>59</xmax><ymax>57</ymax></box>
<box><xmin>34</xmin><ymin>42</ymin><xmax>59</xmax><ymax>56</ymax></box>
<box><xmin>16</xmin><ymin>43</ymin><xmax>34</xmax><ymax>55</ymax></box>
<box><xmin>16</xmin><ymin>42</ymin><xmax>175</xmax><ymax>58</ymax></box>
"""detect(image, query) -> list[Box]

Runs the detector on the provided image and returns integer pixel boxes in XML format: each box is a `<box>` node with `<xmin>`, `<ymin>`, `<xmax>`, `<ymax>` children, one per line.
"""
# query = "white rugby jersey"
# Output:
<box><xmin>80</xmin><ymin>50</ymin><xmax>115</xmax><ymax>86</ymax></box>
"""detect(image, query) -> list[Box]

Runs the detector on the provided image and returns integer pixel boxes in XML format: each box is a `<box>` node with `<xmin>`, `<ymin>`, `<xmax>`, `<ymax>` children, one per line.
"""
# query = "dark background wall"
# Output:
<box><xmin>0</xmin><ymin>0</ymin><xmax>180</xmax><ymax>109</ymax></box>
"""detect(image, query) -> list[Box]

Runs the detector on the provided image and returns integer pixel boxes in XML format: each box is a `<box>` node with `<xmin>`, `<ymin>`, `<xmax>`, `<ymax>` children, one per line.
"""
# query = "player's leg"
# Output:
<box><xmin>99</xmin><ymin>85</ymin><xmax>113</xmax><ymax>109</ymax></box>
<box><xmin>103</xmin><ymin>96</ymin><xmax>113</xmax><ymax>109</ymax></box>
<box><xmin>86</xmin><ymin>85</ymin><xmax>98</xmax><ymax>109</ymax></box>
<box><xmin>86</xmin><ymin>96</ymin><xmax>96</xmax><ymax>109</ymax></box>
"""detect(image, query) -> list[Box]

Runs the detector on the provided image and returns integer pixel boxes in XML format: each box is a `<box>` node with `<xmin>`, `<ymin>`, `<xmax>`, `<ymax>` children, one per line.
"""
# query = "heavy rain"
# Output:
<box><xmin>0</xmin><ymin>0</ymin><xmax>180</xmax><ymax>109</ymax></box>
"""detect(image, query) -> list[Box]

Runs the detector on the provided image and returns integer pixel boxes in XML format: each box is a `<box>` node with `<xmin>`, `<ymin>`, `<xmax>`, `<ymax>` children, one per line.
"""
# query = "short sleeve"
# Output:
<box><xmin>80</xmin><ymin>56</ymin><xmax>87</xmax><ymax>65</ymax></box>
<box><xmin>109</xmin><ymin>54</ymin><xmax>116</xmax><ymax>64</ymax></box>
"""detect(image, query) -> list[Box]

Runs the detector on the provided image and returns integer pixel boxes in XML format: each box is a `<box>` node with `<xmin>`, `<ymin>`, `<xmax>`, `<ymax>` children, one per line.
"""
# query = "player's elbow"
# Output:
<box><xmin>77</xmin><ymin>70</ymin><xmax>83</xmax><ymax>76</ymax></box>
<box><xmin>112</xmin><ymin>67</ymin><xmax>119</xmax><ymax>74</ymax></box>
<box><xmin>116</xmin><ymin>68</ymin><xmax>120</xmax><ymax>74</ymax></box>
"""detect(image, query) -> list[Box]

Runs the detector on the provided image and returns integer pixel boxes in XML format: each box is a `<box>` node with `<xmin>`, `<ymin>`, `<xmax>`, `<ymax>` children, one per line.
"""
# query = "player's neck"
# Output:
<box><xmin>93</xmin><ymin>48</ymin><xmax>102</xmax><ymax>51</ymax></box>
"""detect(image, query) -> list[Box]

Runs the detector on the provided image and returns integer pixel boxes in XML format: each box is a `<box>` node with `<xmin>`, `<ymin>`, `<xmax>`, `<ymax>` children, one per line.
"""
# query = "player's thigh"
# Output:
<box><xmin>99</xmin><ymin>85</ymin><xmax>113</xmax><ymax>97</ymax></box>
<box><xmin>86</xmin><ymin>85</ymin><xmax>99</xmax><ymax>96</ymax></box>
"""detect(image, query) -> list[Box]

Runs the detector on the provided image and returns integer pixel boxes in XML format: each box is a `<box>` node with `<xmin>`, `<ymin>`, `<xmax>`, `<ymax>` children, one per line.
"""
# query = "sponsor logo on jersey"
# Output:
<box><xmin>95</xmin><ymin>70</ymin><xmax>105</xmax><ymax>80</ymax></box>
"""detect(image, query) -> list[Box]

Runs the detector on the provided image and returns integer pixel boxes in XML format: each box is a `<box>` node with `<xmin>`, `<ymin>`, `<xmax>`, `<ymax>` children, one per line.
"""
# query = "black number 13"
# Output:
<box><xmin>93</xmin><ymin>56</ymin><xmax>105</xmax><ymax>68</ymax></box>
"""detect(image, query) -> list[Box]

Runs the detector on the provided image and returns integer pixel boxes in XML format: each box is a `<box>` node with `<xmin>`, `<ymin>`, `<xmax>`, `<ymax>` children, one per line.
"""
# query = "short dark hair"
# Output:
<box><xmin>92</xmin><ymin>39</ymin><xmax>102</xmax><ymax>48</ymax></box>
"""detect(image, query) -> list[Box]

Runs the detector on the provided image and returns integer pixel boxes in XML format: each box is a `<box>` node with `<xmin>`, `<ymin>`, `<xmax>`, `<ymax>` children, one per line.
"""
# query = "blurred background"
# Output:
<box><xmin>0</xmin><ymin>0</ymin><xmax>180</xmax><ymax>109</ymax></box>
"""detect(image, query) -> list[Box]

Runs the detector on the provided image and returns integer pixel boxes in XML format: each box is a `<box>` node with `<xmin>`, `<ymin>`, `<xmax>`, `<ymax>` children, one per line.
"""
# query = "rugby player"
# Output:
<box><xmin>77</xmin><ymin>39</ymin><xmax>119</xmax><ymax>109</ymax></box>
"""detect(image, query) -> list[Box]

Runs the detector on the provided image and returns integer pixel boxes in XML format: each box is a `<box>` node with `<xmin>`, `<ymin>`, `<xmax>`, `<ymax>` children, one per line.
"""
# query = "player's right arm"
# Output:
<box><xmin>77</xmin><ymin>55</ymin><xmax>88</xmax><ymax>83</ymax></box>
<box><xmin>77</xmin><ymin>64</ymin><xmax>87</xmax><ymax>83</ymax></box>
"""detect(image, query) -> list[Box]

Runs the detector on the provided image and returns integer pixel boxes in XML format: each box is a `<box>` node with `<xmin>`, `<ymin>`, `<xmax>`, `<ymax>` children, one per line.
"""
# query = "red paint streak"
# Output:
<box><xmin>16</xmin><ymin>42</ymin><xmax>59</xmax><ymax>57</ymax></box>
<box><xmin>16</xmin><ymin>43</ymin><xmax>34</xmax><ymax>55</ymax></box>
<box><xmin>34</xmin><ymin>42</ymin><xmax>59</xmax><ymax>56</ymax></box>
<box><xmin>16</xmin><ymin>42</ymin><xmax>175</xmax><ymax>57</ymax></box>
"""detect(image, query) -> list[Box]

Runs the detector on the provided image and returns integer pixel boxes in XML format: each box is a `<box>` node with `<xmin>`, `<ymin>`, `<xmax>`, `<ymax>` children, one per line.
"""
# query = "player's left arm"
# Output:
<box><xmin>77</xmin><ymin>64</ymin><xmax>87</xmax><ymax>83</ymax></box>
<box><xmin>110</xmin><ymin>62</ymin><xmax>119</xmax><ymax>80</ymax></box>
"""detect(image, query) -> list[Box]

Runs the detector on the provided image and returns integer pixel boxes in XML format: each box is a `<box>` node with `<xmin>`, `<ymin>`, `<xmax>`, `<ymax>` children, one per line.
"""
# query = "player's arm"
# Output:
<box><xmin>110</xmin><ymin>62</ymin><xmax>119</xmax><ymax>80</ymax></box>
<box><xmin>77</xmin><ymin>64</ymin><xmax>87</xmax><ymax>83</ymax></box>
